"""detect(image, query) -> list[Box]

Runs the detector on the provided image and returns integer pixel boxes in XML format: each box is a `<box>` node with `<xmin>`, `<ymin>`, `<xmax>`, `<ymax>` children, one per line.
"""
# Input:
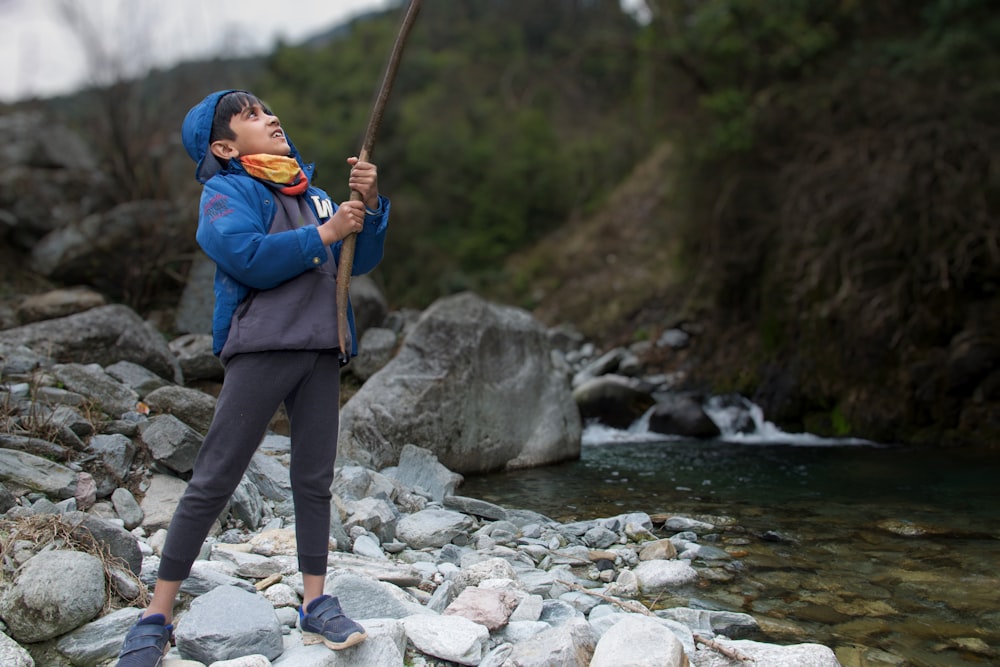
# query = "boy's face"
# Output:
<box><xmin>210</xmin><ymin>103</ymin><xmax>290</xmax><ymax>160</ymax></box>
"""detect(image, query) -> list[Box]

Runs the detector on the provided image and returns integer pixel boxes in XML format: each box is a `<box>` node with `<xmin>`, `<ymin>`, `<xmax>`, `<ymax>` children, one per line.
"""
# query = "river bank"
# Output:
<box><xmin>460</xmin><ymin>425</ymin><xmax>1000</xmax><ymax>667</ymax></box>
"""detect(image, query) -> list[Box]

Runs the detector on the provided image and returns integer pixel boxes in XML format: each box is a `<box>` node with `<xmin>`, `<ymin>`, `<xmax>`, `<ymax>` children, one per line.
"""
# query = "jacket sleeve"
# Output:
<box><xmin>335</xmin><ymin>194</ymin><xmax>390</xmax><ymax>276</ymax></box>
<box><xmin>195</xmin><ymin>175</ymin><xmax>330</xmax><ymax>290</ymax></box>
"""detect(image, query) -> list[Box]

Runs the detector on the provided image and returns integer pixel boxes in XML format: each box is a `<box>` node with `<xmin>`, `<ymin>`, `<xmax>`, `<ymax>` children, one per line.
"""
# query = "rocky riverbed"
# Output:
<box><xmin>0</xmin><ymin>289</ymin><xmax>846</xmax><ymax>667</ymax></box>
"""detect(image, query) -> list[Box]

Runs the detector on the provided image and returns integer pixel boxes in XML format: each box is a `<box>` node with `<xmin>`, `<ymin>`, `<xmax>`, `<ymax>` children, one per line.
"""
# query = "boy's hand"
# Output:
<box><xmin>318</xmin><ymin>200</ymin><xmax>365</xmax><ymax>245</ymax></box>
<box><xmin>347</xmin><ymin>157</ymin><xmax>379</xmax><ymax>210</ymax></box>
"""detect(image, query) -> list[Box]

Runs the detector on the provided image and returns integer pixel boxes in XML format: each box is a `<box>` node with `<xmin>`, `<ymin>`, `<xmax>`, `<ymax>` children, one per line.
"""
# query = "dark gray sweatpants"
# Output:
<box><xmin>157</xmin><ymin>350</ymin><xmax>341</xmax><ymax>580</ymax></box>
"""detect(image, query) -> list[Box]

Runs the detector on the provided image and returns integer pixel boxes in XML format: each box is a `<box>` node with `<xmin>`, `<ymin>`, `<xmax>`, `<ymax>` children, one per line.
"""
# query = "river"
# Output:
<box><xmin>458</xmin><ymin>401</ymin><xmax>1000</xmax><ymax>667</ymax></box>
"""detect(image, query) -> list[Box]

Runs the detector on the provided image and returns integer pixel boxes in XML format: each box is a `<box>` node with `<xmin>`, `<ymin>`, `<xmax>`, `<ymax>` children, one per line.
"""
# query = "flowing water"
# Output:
<box><xmin>459</xmin><ymin>402</ymin><xmax>1000</xmax><ymax>666</ymax></box>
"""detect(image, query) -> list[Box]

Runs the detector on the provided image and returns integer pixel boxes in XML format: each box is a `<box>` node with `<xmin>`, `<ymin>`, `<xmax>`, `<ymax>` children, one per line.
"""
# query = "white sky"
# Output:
<box><xmin>0</xmin><ymin>0</ymin><xmax>394</xmax><ymax>103</ymax></box>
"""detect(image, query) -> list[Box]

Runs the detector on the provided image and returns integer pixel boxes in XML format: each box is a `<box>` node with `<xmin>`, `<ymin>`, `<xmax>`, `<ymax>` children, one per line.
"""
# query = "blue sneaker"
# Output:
<box><xmin>299</xmin><ymin>595</ymin><xmax>367</xmax><ymax>650</ymax></box>
<box><xmin>116</xmin><ymin>613</ymin><xmax>173</xmax><ymax>667</ymax></box>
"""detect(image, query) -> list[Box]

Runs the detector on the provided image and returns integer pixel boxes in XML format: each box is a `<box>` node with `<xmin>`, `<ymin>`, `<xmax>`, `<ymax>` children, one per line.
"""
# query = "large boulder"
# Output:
<box><xmin>0</xmin><ymin>550</ymin><xmax>106</xmax><ymax>643</ymax></box>
<box><xmin>30</xmin><ymin>200</ymin><xmax>193</xmax><ymax>298</ymax></box>
<box><xmin>0</xmin><ymin>304</ymin><xmax>181</xmax><ymax>383</ymax></box>
<box><xmin>338</xmin><ymin>292</ymin><xmax>581</xmax><ymax>473</ymax></box>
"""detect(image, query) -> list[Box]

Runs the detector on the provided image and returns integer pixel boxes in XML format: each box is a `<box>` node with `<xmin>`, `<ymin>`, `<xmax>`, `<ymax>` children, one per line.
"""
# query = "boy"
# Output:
<box><xmin>116</xmin><ymin>90</ymin><xmax>388</xmax><ymax>666</ymax></box>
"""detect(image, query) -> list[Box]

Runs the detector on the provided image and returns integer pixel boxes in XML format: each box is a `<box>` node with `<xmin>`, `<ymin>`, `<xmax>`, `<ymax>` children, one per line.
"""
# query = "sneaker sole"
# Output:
<box><xmin>302</xmin><ymin>629</ymin><xmax>368</xmax><ymax>650</ymax></box>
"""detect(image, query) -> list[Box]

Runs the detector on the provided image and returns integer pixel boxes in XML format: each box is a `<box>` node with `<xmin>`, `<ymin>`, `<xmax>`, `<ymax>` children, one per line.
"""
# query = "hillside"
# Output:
<box><xmin>501</xmin><ymin>142</ymin><xmax>685</xmax><ymax>343</ymax></box>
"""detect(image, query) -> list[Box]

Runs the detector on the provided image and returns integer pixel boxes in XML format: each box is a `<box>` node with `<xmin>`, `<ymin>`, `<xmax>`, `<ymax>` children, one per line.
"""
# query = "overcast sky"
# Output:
<box><xmin>0</xmin><ymin>0</ymin><xmax>394</xmax><ymax>103</ymax></box>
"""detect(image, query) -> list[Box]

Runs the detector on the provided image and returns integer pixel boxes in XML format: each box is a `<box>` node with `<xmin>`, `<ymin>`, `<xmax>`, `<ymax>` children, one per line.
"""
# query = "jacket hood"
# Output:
<box><xmin>181</xmin><ymin>90</ymin><xmax>303</xmax><ymax>184</ymax></box>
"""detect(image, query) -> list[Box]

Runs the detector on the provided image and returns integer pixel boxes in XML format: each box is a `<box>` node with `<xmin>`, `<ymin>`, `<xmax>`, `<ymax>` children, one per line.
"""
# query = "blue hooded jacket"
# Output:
<box><xmin>181</xmin><ymin>90</ymin><xmax>389</xmax><ymax>357</ymax></box>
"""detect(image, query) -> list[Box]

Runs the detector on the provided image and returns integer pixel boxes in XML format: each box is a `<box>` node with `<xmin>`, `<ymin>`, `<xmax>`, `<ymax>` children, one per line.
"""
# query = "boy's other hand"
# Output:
<box><xmin>318</xmin><ymin>200</ymin><xmax>365</xmax><ymax>245</ymax></box>
<box><xmin>347</xmin><ymin>157</ymin><xmax>379</xmax><ymax>210</ymax></box>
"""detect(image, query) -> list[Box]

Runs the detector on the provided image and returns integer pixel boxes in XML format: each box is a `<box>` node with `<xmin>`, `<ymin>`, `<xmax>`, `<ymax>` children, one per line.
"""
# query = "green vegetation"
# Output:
<box><xmin>18</xmin><ymin>0</ymin><xmax>997</xmax><ymax>444</ymax></box>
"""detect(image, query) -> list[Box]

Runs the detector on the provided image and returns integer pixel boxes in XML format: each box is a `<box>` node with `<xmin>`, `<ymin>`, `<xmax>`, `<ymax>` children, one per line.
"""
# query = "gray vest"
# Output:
<box><xmin>219</xmin><ymin>194</ymin><xmax>346</xmax><ymax>362</ymax></box>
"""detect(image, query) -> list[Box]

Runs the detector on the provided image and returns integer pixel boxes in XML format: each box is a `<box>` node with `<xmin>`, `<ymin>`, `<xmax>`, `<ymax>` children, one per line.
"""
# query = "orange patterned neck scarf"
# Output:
<box><xmin>239</xmin><ymin>154</ymin><xmax>309</xmax><ymax>195</ymax></box>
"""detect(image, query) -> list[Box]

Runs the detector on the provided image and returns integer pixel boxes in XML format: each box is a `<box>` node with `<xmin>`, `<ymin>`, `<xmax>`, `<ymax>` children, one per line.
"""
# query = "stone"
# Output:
<box><xmin>338</xmin><ymin>292</ymin><xmax>581</xmax><ymax>473</ymax></box>
<box><xmin>144</xmin><ymin>384</ymin><xmax>217</xmax><ymax>435</ymax></box>
<box><xmin>633</xmin><ymin>559</ymin><xmax>699</xmax><ymax>594</ymax></box>
<box><xmin>174</xmin><ymin>585</ymin><xmax>283</xmax><ymax>663</ymax></box>
<box><xmin>384</xmin><ymin>444</ymin><xmax>463</xmax><ymax>503</ymax></box>
<box><xmin>140</xmin><ymin>474</ymin><xmax>188</xmax><ymax>532</ymax></box>
<box><xmin>504</xmin><ymin>616</ymin><xmax>596</xmax><ymax>667</ymax></box>
<box><xmin>590</xmin><ymin>614</ymin><xmax>687</xmax><ymax>667</ymax></box>
<box><xmin>443</xmin><ymin>586</ymin><xmax>520</xmax><ymax>631</ymax></box>
<box><xmin>0</xmin><ymin>550</ymin><xmax>106</xmax><ymax>642</ymax></box>
<box><xmin>396</xmin><ymin>509</ymin><xmax>475</xmax><ymax>550</ymax></box>
<box><xmin>55</xmin><ymin>606</ymin><xmax>141</xmax><ymax>666</ymax></box>
<box><xmin>139</xmin><ymin>414</ymin><xmax>204</xmax><ymax>474</ymax></box>
<box><xmin>400</xmin><ymin>613</ymin><xmax>490</xmax><ymax>666</ymax></box>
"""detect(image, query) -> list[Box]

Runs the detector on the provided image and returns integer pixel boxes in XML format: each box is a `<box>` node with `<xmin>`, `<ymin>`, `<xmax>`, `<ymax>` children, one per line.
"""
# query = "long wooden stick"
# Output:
<box><xmin>336</xmin><ymin>0</ymin><xmax>422</xmax><ymax>366</ymax></box>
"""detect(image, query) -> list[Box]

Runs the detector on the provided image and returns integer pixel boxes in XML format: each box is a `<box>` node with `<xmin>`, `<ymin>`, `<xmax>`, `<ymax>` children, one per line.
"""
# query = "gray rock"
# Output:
<box><xmin>400</xmin><ymin>613</ymin><xmax>490</xmax><ymax>666</ymax></box>
<box><xmin>0</xmin><ymin>630</ymin><xmax>33</xmax><ymax>667</ymax></box>
<box><xmin>175</xmin><ymin>251</ymin><xmax>216</xmax><ymax>335</ymax></box>
<box><xmin>34</xmin><ymin>384</ymin><xmax>87</xmax><ymax>407</ymax></box>
<box><xmin>343</xmin><ymin>496</ymin><xmax>400</xmax><ymax>544</ymax></box>
<box><xmin>229</xmin><ymin>476</ymin><xmax>266</xmax><ymax>530</ymax></box>
<box><xmin>87</xmin><ymin>433</ymin><xmax>137</xmax><ymax>482</ymax></box>
<box><xmin>246</xmin><ymin>451</ymin><xmax>292</xmax><ymax>503</ymax></box>
<box><xmin>496</xmin><ymin>620</ymin><xmax>550</xmax><ymax>644</ymax></box>
<box><xmin>325</xmin><ymin>572</ymin><xmax>430</xmax><ymax>620</ymax></box>
<box><xmin>0</xmin><ymin>342</ymin><xmax>50</xmax><ymax>376</ymax></box>
<box><xmin>583</xmin><ymin>526</ymin><xmax>619</xmax><ymax>549</ymax></box>
<box><xmin>352</xmin><ymin>326</ymin><xmax>399</xmax><ymax>381</ymax></box>
<box><xmin>64</xmin><ymin>510</ymin><xmax>143</xmax><ymax>574</ymax></box>
<box><xmin>0</xmin><ymin>448</ymin><xmax>78</xmax><ymax>498</ymax></box>
<box><xmin>571</xmin><ymin>347</ymin><xmax>629</xmax><ymax>387</ymax></box>
<box><xmin>383</xmin><ymin>444</ymin><xmax>463</xmax><ymax>504</ymax></box>
<box><xmin>443</xmin><ymin>495</ymin><xmax>508</xmax><ymax>521</ymax></box>
<box><xmin>648</xmin><ymin>394</ymin><xmax>721</xmax><ymax>439</ymax></box>
<box><xmin>105</xmin><ymin>359</ymin><xmax>172</xmax><ymax>397</ymax></box>
<box><xmin>689</xmin><ymin>639</ymin><xmax>842</xmax><ymax>667</ymax></box>
<box><xmin>52</xmin><ymin>362</ymin><xmax>140</xmax><ymax>419</ymax></box>
<box><xmin>664</xmin><ymin>516</ymin><xmax>715</xmax><ymax>533</ymax></box>
<box><xmin>0</xmin><ymin>550</ymin><xmax>106</xmax><ymax>642</ymax></box>
<box><xmin>171</xmin><ymin>561</ymin><xmax>257</xmax><ymax>597</ymax></box>
<box><xmin>15</xmin><ymin>286</ymin><xmax>106</xmax><ymax>324</ymax></box>
<box><xmin>169</xmin><ymin>333</ymin><xmax>223</xmax><ymax>382</ymax></box>
<box><xmin>31</xmin><ymin>201</ymin><xmax>192</xmax><ymax>310</ymax></box>
<box><xmin>590</xmin><ymin>614</ymin><xmax>687</xmax><ymax>667</ymax></box>
<box><xmin>0</xmin><ymin>304</ymin><xmax>181</xmax><ymax>384</ymax></box>
<box><xmin>572</xmin><ymin>374</ymin><xmax>656</xmax><ymax>429</ymax></box>
<box><xmin>396</xmin><ymin>509</ymin><xmax>476</xmax><ymax>550</ymax></box>
<box><xmin>339</xmin><ymin>292</ymin><xmax>581</xmax><ymax>473</ymax></box>
<box><xmin>505</xmin><ymin>616</ymin><xmax>596</xmax><ymax>667</ymax></box>
<box><xmin>139</xmin><ymin>414</ymin><xmax>204</xmax><ymax>474</ymax></box>
<box><xmin>0</xmin><ymin>433</ymin><xmax>69</xmax><ymax>461</ymax></box>
<box><xmin>140</xmin><ymin>473</ymin><xmax>188</xmax><ymax>532</ymax></box>
<box><xmin>55</xmin><ymin>606</ymin><xmax>141</xmax><ymax>666</ymax></box>
<box><xmin>352</xmin><ymin>534</ymin><xmax>387</xmax><ymax>560</ymax></box>
<box><xmin>273</xmin><ymin>617</ymin><xmax>407</xmax><ymax>667</ymax></box>
<box><xmin>111</xmin><ymin>487</ymin><xmax>144</xmax><ymax>529</ymax></box>
<box><xmin>174</xmin><ymin>585</ymin><xmax>283</xmax><ymax>663</ymax></box>
<box><xmin>632</xmin><ymin>559</ymin><xmax>699</xmax><ymax>594</ymax></box>
<box><xmin>349</xmin><ymin>274</ymin><xmax>389</xmax><ymax>340</ymax></box>
<box><xmin>143</xmin><ymin>385</ymin><xmax>217</xmax><ymax>435</ymax></box>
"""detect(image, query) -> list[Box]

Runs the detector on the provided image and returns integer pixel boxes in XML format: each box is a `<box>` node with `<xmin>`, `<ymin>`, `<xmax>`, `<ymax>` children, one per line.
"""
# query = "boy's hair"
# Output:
<box><xmin>209</xmin><ymin>91</ymin><xmax>273</xmax><ymax>143</ymax></box>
